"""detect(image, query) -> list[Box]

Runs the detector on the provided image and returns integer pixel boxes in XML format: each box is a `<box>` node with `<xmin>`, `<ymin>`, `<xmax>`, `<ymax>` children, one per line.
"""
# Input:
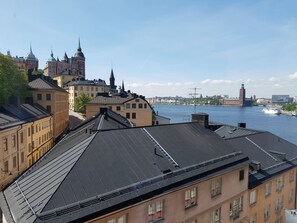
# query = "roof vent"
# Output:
<box><xmin>250</xmin><ymin>160</ymin><xmax>261</xmax><ymax>171</ymax></box>
<box><xmin>238</xmin><ymin>122</ymin><xmax>246</xmax><ymax>128</ymax></box>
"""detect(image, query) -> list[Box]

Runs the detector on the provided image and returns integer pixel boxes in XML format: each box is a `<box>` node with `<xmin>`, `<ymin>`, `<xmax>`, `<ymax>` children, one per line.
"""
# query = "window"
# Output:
<box><xmin>126</xmin><ymin>113</ymin><xmax>130</xmax><ymax>119</ymax></box>
<box><xmin>229</xmin><ymin>196</ymin><xmax>243</xmax><ymax>220</ymax></box>
<box><xmin>31</xmin><ymin>126</ymin><xmax>34</xmax><ymax>135</ymax></box>
<box><xmin>264</xmin><ymin>205</ymin><xmax>270</xmax><ymax>220</ymax></box>
<box><xmin>249</xmin><ymin>214</ymin><xmax>257</xmax><ymax>223</ymax></box>
<box><xmin>126</xmin><ymin>103</ymin><xmax>130</xmax><ymax>109</ymax></box>
<box><xmin>239</xmin><ymin>169</ymin><xmax>244</xmax><ymax>181</ymax></box>
<box><xmin>289</xmin><ymin>170</ymin><xmax>294</xmax><ymax>183</ymax></box>
<box><xmin>211</xmin><ymin>178</ymin><xmax>222</xmax><ymax>198</ymax></box>
<box><xmin>4</xmin><ymin>161</ymin><xmax>8</xmax><ymax>173</ymax></box>
<box><xmin>275</xmin><ymin>197</ymin><xmax>283</xmax><ymax>213</ymax></box>
<box><xmin>265</xmin><ymin>182</ymin><xmax>271</xmax><ymax>197</ymax></box>
<box><xmin>12</xmin><ymin>135</ymin><xmax>16</xmax><ymax>147</ymax></box>
<box><xmin>276</xmin><ymin>176</ymin><xmax>284</xmax><ymax>192</ymax></box>
<box><xmin>20</xmin><ymin>132</ymin><xmax>24</xmax><ymax>144</ymax></box>
<box><xmin>21</xmin><ymin>152</ymin><xmax>24</xmax><ymax>163</ymax></box>
<box><xmin>91</xmin><ymin>87</ymin><xmax>94</xmax><ymax>91</ymax></box>
<box><xmin>211</xmin><ymin>208</ymin><xmax>221</xmax><ymax>223</ymax></box>
<box><xmin>75</xmin><ymin>93</ymin><xmax>77</xmax><ymax>97</ymax></box>
<box><xmin>74</xmin><ymin>86</ymin><xmax>78</xmax><ymax>90</ymax></box>
<box><xmin>107</xmin><ymin>219</ymin><xmax>116</xmax><ymax>223</ymax></box>
<box><xmin>28</xmin><ymin>127</ymin><xmax>30</xmax><ymax>137</ymax></box>
<box><xmin>148</xmin><ymin>200</ymin><xmax>164</xmax><ymax>222</ymax></box>
<box><xmin>3</xmin><ymin>137</ymin><xmax>8</xmax><ymax>151</ymax></box>
<box><xmin>80</xmin><ymin>86</ymin><xmax>83</xmax><ymax>90</ymax></box>
<box><xmin>87</xmin><ymin>86</ymin><xmax>89</xmax><ymax>91</ymax></box>
<box><xmin>46</xmin><ymin>105</ymin><xmax>51</xmax><ymax>113</ymax></box>
<box><xmin>185</xmin><ymin>187</ymin><xmax>197</xmax><ymax>208</ymax></box>
<box><xmin>132</xmin><ymin>103</ymin><xmax>136</xmax><ymax>109</ymax></box>
<box><xmin>116</xmin><ymin>106</ymin><xmax>121</xmax><ymax>111</ymax></box>
<box><xmin>13</xmin><ymin>156</ymin><xmax>17</xmax><ymax>168</ymax></box>
<box><xmin>139</xmin><ymin>103</ymin><xmax>143</xmax><ymax>109</ymax></box>
<box><xmin>117</xmin><ymin>215</ymin><xmax>127</xmax><ymax>223</ymax></box>
<box><xmin>37</xmin><ymin>94</ymin><xmax>42</xmax><ymax>100</ymax></box>
<box><xmin>46</xmin><ymin>94</ymin><xmax>51</xmax><ymax>100</ymax></box>
<box><xmin>289</xmin><ymin>189</ymin><xmax>294</xmax><ymax>203</ymax></box>
<box><xmin>144</xmin><ymin>104</ymin><xmax>147</xmax><ymax>109</ymax></box>
<box><xmin>132</xmin><ymin>113</ymin><xmax>136</xmax><ymax>119</ymax></box>
<box><xmin>250</xmin><ymin>190</ymin><xmax>257</xmax><ymax>204</ymax></box>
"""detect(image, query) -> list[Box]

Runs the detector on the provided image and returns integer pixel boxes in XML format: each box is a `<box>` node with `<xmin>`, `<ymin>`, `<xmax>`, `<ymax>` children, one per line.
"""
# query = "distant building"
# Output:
<box><xmin>221</xmin><ymin>84</ymin><xmax>253</xmax><ymax>107</ymax></box>
<box><xmin>86</xmin><ymin>93</ymin><xmax>153</xmax><ymax>126</ymax></box>
<box><xmin>0</xmin><ymin>103</ymin><xmax>53</xmax><ymax>189</ymax></box>
<box><xmin>9</xmin><ymin>45</ymin><xmax>39</xmax><ymax>72</ymax></box>
<box><xmin>272</xmin><ymin>95</ymin><xmax>292</xmax><ymax>104</ymax></box>
<box><xmin>66</xmin><ymin>78</ymin><xmax>109</xmax><ymax>110</ymax></box>
<box><xmin>28</xmin><ymin>74</ymin><xmax>69</xmax><ymax>140</ymax></box>
<box><xmin>44</xmin><ymin>39</ymin><xmax>85</xmax><ymax>79</ymax></box>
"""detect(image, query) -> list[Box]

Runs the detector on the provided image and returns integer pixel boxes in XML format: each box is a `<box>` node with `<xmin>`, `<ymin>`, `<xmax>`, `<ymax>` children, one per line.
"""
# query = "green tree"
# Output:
<box><xmin>74</xmin><ymin>93</ymin><xmax>91</xmax><ymax>113</ymax></box>
<box><xmin>0</xmin><ymin>54</ymin><xmax>28</xmax><ymax>104</ymax></box>
<box><xmin>282</xmin><ymin>103</ymin><xmax>297</xmax><ymax>111</ymax></box>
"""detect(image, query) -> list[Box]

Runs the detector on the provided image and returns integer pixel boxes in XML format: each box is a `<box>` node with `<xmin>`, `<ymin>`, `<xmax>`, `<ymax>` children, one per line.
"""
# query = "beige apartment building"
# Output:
<box><xmin>86</xmin><ymin>94</ymin><xmax>153</xmax><ymax>126</ymax></box>
<box><xmin>28</xmin><ymin>75</ymin><xmax>69</xmax><ymax>140</ymax></box>
<box><xmin>0</xmin><ymin>104</ymin><xmax>53</xmax><ymax>190</ymax></box>
<box><xmin>66</xmin><ymin>79</ymin><xmax>109</xmax><ymax>110</ymax></box>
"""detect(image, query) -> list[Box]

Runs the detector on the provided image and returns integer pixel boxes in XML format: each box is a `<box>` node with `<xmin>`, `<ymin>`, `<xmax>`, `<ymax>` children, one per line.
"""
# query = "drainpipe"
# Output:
<box><xmin>30</xmin><ymin>122</ymin><xmax>34</xmax><ymax>165</ymax></box>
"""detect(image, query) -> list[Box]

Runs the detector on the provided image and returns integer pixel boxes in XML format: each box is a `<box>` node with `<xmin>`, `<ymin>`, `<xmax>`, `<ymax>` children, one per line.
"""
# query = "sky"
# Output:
<box><xmin>1</xmin><ymin>0</ymin><xmax>297</xmax><ymax>98</ymax></box>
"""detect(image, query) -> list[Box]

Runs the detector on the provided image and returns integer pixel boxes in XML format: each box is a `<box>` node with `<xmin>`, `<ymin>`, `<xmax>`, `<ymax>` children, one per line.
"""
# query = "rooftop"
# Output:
<box><xmin>0</xmin><ymin>120</ymin><xmax>248</xmax><ymax>223</ymax></box>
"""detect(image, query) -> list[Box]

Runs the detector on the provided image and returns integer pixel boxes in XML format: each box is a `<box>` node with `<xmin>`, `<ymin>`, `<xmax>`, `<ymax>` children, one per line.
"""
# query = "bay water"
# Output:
<box><xmin>153</xmin><ymin>104</ymin><xmax>297</xmax><ymax>145</ymax></box>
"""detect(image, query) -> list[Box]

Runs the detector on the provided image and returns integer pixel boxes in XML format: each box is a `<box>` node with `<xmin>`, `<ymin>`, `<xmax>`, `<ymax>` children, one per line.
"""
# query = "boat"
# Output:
<box><xmin>292</xmin><ymin>112</ymin><xmax>297</xmax><ymax>117</ymax></box>
<box><xmin>262</xmin><ymin>107</ymin><xmax>281</xmax><ymax>115</ymax></box>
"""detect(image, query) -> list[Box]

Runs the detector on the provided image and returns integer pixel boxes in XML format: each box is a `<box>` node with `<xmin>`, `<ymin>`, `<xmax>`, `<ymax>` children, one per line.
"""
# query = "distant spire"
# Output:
<box><xmin>30</xmin><ymin>43</ymin><xmax>32</xmax><ymax>53</ymax></box>
<box><xmin>78</xmin><ymin>37</ymin><xmax>81</xmax><ymax>51</ymax></box>
<box><xmin>109</xmin><ymin>68</ymin><xmax>115</xmax><ymax>90</ymax></box>
<box><xmin>51</xmin><ymin>49</ymin><xmax>54</xmax><ymax>57</ymax></box>
<box><xmin>121</xmin><ymin>80</ymin><xmax>125</xmax><ymax>92</ymax></box>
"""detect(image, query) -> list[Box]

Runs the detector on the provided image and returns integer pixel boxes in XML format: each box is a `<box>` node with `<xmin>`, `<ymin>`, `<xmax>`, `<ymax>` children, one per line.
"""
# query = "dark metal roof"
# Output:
<box><xmin>66</xmin><ymin>79</ymin><xmax>107</xmax><ymax>87</ymax></box>
<box><xmin>0</xmin><ymin>122</ymin><xmax>249</xmax><ymax>223</ymax></box>
<box><xmin>88</xmin><ymin>95</ymin><xmax>133</xmax><ymax>105</ymax></box>
<box><xmin>28</xmin><ymin>78</ymin><xmax>67</xmax><ymax>92</ymax></box>
<box><xmin>215</xmin><ymin>125</ymin><xmax>297</xmax><ymax>188</ymax></box>
<box><xmin>0</xmin><ymin>104</ymin><xmax>51</xmax><ymax>130</ymax></box>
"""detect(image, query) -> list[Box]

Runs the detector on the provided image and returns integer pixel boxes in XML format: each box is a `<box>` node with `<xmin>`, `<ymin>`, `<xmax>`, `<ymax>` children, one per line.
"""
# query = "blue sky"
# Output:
<box><xmin>1</xmin><ymin>0</ymin><xmax>297</xmax><ymax>98</ymax></box>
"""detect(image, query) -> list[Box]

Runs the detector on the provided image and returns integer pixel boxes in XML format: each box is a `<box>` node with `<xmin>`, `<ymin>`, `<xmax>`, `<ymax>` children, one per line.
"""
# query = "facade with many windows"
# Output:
<box><xmin>28</xmin><ymin>75</ymin><xmax>69</xmax><ymax>140</ymax></box>
<box><xmin>0</xmin><ymin>104</ymin><xmax>53</xmax><ymax>190</ymax></box>
<box><xmin>65</xmin><ymin>79</ymin><xmax>109</xmax><ymax>110</ymax></box>
<box><xmin>86</xmin><ymin>94</ymin><xmax>153</xmax><ymax>126</ymax></box>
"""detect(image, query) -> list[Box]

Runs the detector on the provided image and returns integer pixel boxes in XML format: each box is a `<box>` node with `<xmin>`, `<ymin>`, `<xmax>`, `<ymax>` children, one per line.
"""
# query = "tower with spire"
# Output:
<box><xmin>11</xmin><ymin>44</ymin><xmax>39</xmax><ymax>72</ymax></box>
<box><xmin>109</xmin><ymin>68</ymin><xmax>116</xmax><ymax>93</ymax></box>
<box><xmin>44</xmin><ymin>38</ymin><xmax>85</xmax><ymax>78</ymax></box>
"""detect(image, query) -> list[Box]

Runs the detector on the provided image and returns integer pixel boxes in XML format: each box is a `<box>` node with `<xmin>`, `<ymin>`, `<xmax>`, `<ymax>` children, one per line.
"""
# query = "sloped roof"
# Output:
<box><xmin>28</xmin><ymin>78</ymin><xmax>67</xmax><ymax>92</ymax></box>
<box><xmin>87</xmin><ymin>95</ymin><xmax>133</xmax><ymax>105</ymax></box>
<box><xmin>215</xmin><ymin>125</ymin><xmax>297</xmax><ymax>188</ymax></box>
<box><xmin>0</xmin><ymin>121</ymin><xmax>248</xmax><ymax>223</ymax></box>
<box><xmin>0</xmin><ymin>104</ymin><xmax>51</xmax><ymax>130</ymax></box>
<box><xmin>66</xmin><ymin>79</ymin><xmax>107</xmax><ymax>87</ymax></box>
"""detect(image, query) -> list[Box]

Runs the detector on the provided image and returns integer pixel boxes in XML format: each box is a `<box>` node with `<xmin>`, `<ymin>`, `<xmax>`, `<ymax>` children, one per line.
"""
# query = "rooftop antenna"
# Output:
<box><xmin>189</xmin><ymin>87</ymin><xmax>201</xmax><ymax>114</ymax></box>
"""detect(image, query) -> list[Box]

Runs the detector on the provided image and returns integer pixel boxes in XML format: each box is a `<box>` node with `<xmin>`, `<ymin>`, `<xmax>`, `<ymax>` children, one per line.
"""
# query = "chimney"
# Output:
<box><xmin>192</xmin><ymin>113</ymin><xmax>209</xmax><ymax>128</ymax></box>
<box><xmin>238</xmin><ymin>123</ymin><xmax>246</xmax><ymax>128</ymax></box>
<box><xmin>250</xmin><ymin>161</ymin><xmax>261</xmax><ymax>171</ymax></box>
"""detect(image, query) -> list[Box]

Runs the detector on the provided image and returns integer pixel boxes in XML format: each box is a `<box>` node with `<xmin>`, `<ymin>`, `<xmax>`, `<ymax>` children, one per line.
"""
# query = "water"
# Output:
<box><xmin>153</xmin><ymin>104</ymin><xmax>297</xmax><ymax>145</ymax></box>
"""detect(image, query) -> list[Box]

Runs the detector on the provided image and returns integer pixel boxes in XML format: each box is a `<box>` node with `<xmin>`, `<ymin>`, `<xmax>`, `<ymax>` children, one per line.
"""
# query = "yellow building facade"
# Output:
<box><xmin>28</xmin><ymin>76</ymin><xmax>69</xmax><ymax>140</ymax></box>
<box><xmin>0</xmin><ymin>104</ymin><xmax>53</xmax><ymax>190</ymax></box>
<box><xmin>86</xmin><ymin>95</ymin><xmax>153</xmax><ymax>126</ymax></box>
<box><xmin>66</xmin><ymin>79</ymin><xmax>110</xmax><ymax>111</ymax></box>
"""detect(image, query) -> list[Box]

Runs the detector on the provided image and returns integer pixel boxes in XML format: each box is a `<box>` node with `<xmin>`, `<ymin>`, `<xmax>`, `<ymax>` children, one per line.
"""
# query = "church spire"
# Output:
<box><xmin>121</xmin><ymin>80</ymin><xmax>125</xmax><ymax>92</ymax></box>
<box><xmin>78</xmin><ymin>38</ymin><xmax>81</xmax><ymax>51</ymax></box>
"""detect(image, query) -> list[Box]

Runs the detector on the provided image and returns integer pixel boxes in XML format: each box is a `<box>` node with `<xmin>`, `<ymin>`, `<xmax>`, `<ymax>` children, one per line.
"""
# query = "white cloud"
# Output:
<box><xmin>288</xmin><ymin>72</ymin><xmax>297</xmax><ymax>80</ymax></box>
<box><xmin>200</xmin><ymin>79</ymin><xmax>234</xmax><ymax>84</ymax></box>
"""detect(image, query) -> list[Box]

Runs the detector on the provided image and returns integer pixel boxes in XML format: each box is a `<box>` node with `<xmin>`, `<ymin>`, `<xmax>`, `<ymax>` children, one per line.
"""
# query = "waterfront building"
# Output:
<box><xmin>28</xmin><ymin>74</ymin><xmax>69</xmax><ymax>140</ymax></box>
<box><xmin>66</xmin><ymin>78</ymin><xmax>109</xmax><ymax>111</ymax></box>
<box><xmin>221</xmin><ymin>84</ymin><xmax>253</xmax><ymax>107</ymax></box>
<box><xmin>44</xmin><ymin>39</ymin><xmax>85</xmax><ymax>79</ymax></box>
<box><xmin>0</xmin><ymin>114</ymin><xmax>250</xmax><ymax>223</ymax></box>
<box><xmin>0</xmin><ymin>103</ymin><xmax>53</xmax><ymax>190</ymax></box>
<box><xmin>272</xmin><ymin>95</ymin><xmax>292</xmax><ymax>104</ymax></box>
<box><xmin>86</xmin><ymin>93</ymin><xmax>153</xmax><ymax>126</ymax></box>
